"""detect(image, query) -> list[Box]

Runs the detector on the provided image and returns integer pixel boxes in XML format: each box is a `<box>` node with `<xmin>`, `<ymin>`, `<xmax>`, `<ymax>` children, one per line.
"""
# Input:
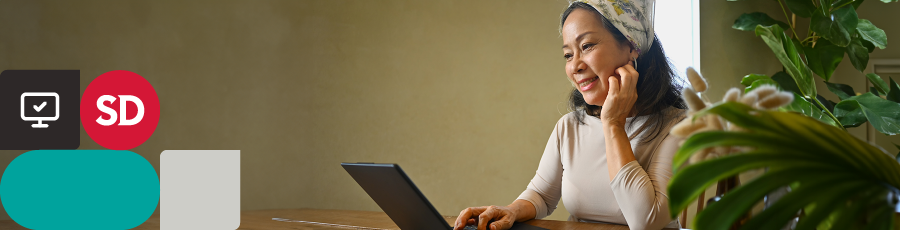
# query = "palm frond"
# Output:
<box><xmin>668</xmin><ymin>102</ymin><xmax>900</xmax><ymax>229</ymax></box>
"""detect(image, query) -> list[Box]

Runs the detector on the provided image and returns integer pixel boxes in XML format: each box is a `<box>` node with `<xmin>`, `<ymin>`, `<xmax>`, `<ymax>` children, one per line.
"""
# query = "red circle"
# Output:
<box><xmin>80</xmin><ymin>70</ymin><xmax>159</xmax><ymax>150</ymax></box>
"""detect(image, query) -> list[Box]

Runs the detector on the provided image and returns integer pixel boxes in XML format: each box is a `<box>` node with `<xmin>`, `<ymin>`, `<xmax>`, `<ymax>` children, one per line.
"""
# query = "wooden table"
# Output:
<box><xmin>0</xmin><ymin>209</ymin><xmax>678</xmax><ymax>229</ymax></box>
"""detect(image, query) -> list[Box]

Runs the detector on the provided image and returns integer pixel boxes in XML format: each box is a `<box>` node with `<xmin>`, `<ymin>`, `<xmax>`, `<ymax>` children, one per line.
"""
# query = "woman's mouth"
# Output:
<box><xmin>578</xmin><ymin>76</ymin><xmax>599</xmax><ymax>91</ymax></box>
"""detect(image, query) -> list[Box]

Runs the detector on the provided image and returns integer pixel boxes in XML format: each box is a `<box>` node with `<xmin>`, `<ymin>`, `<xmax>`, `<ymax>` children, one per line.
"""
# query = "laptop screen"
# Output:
<box><xmin>342</xmin><ymin>163</ymin><xmax>452</xmax><ymax>230</ymax></box>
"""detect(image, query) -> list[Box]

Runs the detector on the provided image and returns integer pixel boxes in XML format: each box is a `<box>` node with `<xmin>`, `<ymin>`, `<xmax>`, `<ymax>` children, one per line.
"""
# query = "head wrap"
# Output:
<box><xmin>570</xmin><ymin>0</ymin><xmax>656</xmax><ymax>56</ymax></box>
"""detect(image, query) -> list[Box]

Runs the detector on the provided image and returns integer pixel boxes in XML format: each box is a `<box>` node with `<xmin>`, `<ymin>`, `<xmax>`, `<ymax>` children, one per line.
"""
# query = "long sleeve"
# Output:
<box><xmin>515</xmin><ymin>119</ymin><xmax>564</xmax><ymax>219</ymax></box>
<box><xmin>608</xmin><ymin>132</ymin><xmax>682</xmax><ymax>230</ymax></box>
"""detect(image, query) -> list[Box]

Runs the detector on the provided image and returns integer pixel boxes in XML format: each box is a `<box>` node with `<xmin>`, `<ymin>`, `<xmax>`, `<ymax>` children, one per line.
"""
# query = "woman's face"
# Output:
<box><xmin>561</xmin><ymin>8</ymin><xmax>638</xmax><ymax>106</ymax></box>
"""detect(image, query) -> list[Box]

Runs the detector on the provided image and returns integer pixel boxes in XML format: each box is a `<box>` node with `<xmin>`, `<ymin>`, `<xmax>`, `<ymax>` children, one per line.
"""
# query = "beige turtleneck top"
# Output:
<box><xmin>516</xmin><ymin>108</ymin><xmax>685</xmax><ymax>230</ymax></box>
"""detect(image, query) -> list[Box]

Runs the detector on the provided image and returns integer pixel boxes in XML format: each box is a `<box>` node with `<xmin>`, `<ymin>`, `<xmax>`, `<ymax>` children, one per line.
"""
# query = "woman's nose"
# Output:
<box><xmin>569</xmin><ymin>57</ymin><xmax>586</xmax><ymax>74</ymax></box>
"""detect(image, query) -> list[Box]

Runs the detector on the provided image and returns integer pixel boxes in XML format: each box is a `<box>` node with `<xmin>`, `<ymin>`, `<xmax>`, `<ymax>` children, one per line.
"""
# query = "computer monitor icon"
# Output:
<box><xmin>20</xmin><ymin>92</ymin><xmax>60</xmax><ymax>128</ymax></box>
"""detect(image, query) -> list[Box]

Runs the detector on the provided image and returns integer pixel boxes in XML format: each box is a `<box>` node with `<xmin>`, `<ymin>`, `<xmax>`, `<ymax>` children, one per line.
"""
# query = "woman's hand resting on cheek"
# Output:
<box><xmin>454</xmin><ymin>205</ymin><xmax>518</xmax><ymax>230</ymax></box>
<box><xmin>600</xmin><ymin>61</ymin><xmax>639</xmax><ymax>127</ymax></box>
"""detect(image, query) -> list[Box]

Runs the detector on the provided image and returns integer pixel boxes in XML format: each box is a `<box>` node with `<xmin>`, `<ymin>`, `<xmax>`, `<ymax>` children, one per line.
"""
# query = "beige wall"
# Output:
<box><xmin>0</xmin><ymin>0</ymin><xmax>897</xmax><ymax>229</ymax></box>
<box><xmin>700</xmin><ymin>0</ymin><xmax>786</xmax><ymax>101</ymax></box>
<box><xmin>0</xmin><ymin>0</ymin><xmax>575</xmax><ymax>222</ymax></box>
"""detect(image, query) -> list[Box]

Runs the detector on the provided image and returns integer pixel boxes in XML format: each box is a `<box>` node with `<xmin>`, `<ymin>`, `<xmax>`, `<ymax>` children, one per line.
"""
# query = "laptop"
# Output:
<box><xmin>341</xmin><ymin>162</ymin><xmax>549</xmax><ymax>230</ymax></box>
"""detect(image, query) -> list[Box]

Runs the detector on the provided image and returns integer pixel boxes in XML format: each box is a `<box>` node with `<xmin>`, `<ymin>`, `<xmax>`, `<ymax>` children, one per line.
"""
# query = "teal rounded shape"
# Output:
<box><xmin>0</xmin><ymin>150</ymin><xmax>160</xmax><ymax>230</ymax></box>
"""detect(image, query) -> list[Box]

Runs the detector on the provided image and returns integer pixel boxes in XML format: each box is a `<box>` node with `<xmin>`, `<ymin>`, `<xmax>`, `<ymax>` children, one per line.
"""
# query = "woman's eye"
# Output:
<box><xmin>581</xmin><ymin>43</ymin><xmax>595</xmax><ymax>51</ymax></box>
<box><xmin>563</xmin><ymin>53</ymin><xmax>573</xmax><ymax>60</ymax></box>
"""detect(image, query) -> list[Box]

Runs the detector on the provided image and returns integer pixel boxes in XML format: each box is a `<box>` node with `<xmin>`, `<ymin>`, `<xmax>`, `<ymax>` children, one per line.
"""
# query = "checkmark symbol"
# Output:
<box><xmin>33</xmin><ymin>101</ymin><xmax>47</xmax><ymax>112</ymax></box>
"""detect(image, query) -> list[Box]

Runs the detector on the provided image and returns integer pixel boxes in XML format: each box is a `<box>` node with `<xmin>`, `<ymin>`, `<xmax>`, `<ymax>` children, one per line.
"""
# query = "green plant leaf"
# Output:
<box><xmin>829</xmin><ymin>189</ymin><xmax>892</xmax><ymax>230</ymax></box>
<box><xmin>793</xmin><ymin>185</ymin><xmax>865</xmax><ymax>230</ymax></box>
<box><xmin>833</xmin><ymin>0</ymin><xmax>867</xmax><ymax>8</ymax></box>
<box><xmin>744</xmin><ymin>78</ymin><xmax>778</xmax><ymax>93</ymax></box>
<box><xmin>786</xmin><ymin>0</ymin><xmax>818</xmax><ymax>17</ymax></box>
<box><xmin>787</xmin><ymin>37</ymin><xmax>807</xmax><ymax>73</ymax></box>
<box><xmin>818</xmin><ymin>95</ymin><xmax>838</xmax><ymax>112</ymax></box>
<box><xmin>831</xmin><ymin>0</ymin><xmax>849</xmax><ymax>6</ymax></box>
<box><xmin>772</xmin><ymin>71</ymin><xmax>803</xmax><ymax>95</ymax></box>
<box><xmin>701</xmin><ymin>104</ymin><xmax>900</xmax><ymax>179</ymax></box>
<box><xmin>669</xmin><ymin>102</ymin><xmax>900</xmax><ymax>229</ymax></box>
<box><xmin>834</xmin><ymin>99</ymin><xmax>868</xmax><ymax>127</ymax></box>
<box><xmin>671</xmin><ymin>131</ymin><xmax>799</xmax><ymax>172</ymax></box>
<box><xmin>848</xmin><ymin>37</ymin><xmax>871</xmax><ymax>72</ymax></box>
<box><xmin>829</xmin><ymin>192</ymin><xmax>873</xmax><ymax>229</ymax></box>
<box><xmin>804</xmin><ymin>39</ymin><xmax>845</xmax><ymax>81</ymax></box>
<box><xmin>811</xmin><ymin>7</ymin><xmax>859</xmax><ymax>47</ymax></box>
<box><xmin>894</xmin><ymin>143</ymin><xmax>900</xmax><ymax>160</ymax></box>
<box><xmin>668</xmin><ymin>152</ymin><xmax>820</xmax><ymax>219</ymax></box>
<box><xmin>781</xmin><ymin>93</ymin><xmax>838</xmax><ymax>126</ymax></box>
<box><xmin>726</xmin><ymin>103</ymin><xmax>899</xmax><ymax>179</ymax></box>
<box><xmin>732</xmin><ymin>103</ymin><xmax>892</xmax><ymax>174</ymax></box>
<box><xmin>857</xmin><ymin>19</ymin><xmax>887</xmax><ymax>49</ymax></box>
<box><xmin>853</xmin><ymin>0</ymin><xmax>866</xmax><ymax>8</ymax></box>
<box><xmin>692</xmin><ymin>104</ymin><xmax>847</xmax><ymax>156</ymax></box>
<box><xmin>834</xmin><ymin>6</ymin><xmax>860</xmax><ymax>35</ymax></box>
<box><xmin>732</xmin><ymin>12</ymin><xmax>791</xmax><ymax>31</ymax></box>
<box><xmin>833</xmin><ymin>92</ymin><xmax>900</xmax><ymax>134</ymax></box>
<box><xmin>740</xmin><ymin>74</ymin><xmax>770</xmax><ymax>86</ymax></box>
<box><xmin>886</xmin><ymin>77</ymin><xmax>900</xmax><ymax>103</ymax></box>
<box><xmin>667</xmin><ymin>102</ymin><xmax>900</xmax><ymax>230</ymax></box>
<box><xmin>865</xmin><ymin>205</ymin><xmax>896</xmax><ymax>230</ymax></box>
<box><xmin>695</xmin><ymin>103</ymin><xmax>793</xmax><ymax>135</ymax></box>
<box><xmin>820</xmin><ymin>0</ymin><xmax>835</xmax><ymax>11</ymax></box>
<box><xmin>825</xmin><ymin>82</ymin><xmax>857</xmax><ymax>100</ymax></box>
<box><xmin>871</xmin><ymin>87</ymin><xmax>882</xmax><ymax>96</ymax></box>
<box><xmin>693</xmin><ymin>168</ymin><xmax>850</xmax><ymax>229</ymax></box>
<box><xmin>740</xmin><ymin>180</ymin><xmax>870</xmax><ymax>230</ymax></box>
<box><xmin>867</xmin><ymin>73</ymin><xmax>890</xmax><ymax>95</ymax></box>
<box><xmin>862</xmin><ymin>39</ymin><xmax>877</xmax><ymax>53</ymax></box>
<box><xmin>756</xmin><ymin>25</ymin><xmax>817</xmax><ymax>98</ymax></box>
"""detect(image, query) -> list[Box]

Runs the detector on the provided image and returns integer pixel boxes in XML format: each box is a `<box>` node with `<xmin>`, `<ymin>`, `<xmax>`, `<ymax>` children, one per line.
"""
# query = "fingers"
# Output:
<box><xmin>455</xmin><ymin>207</ymin><xmax>486</xmax><ymax>230</ymax></box>
<box><xmin>453</xmin><ymin>210</ymin><xmax>466</xmax><ymax>230</ymax></box>
<box><xmin>477</xmin><ymin>206</ymin><xmax>496</xmax><ymax>230</ymax></box>
<box><xmin>478</xmin><ymin>205</ymin><xmax>509</xmax><ymax>230</ymax></box>
<box><xmin>615</xmin><ymin>65</ymin><xmax>638</xmax><ymax>95</ymax></box>
<box><xmin>616</xmin><ymin>67</ymin><xmax>630</xmax><ymax>94</ymax></box>
<box><xmin>626</xmin><ymin>62</ymin><xmax>639</xmax><ymax>87</ymax></box>
<box><xmin>454</xmin><ymin>209</ymin><xmax>468</xmax><ymax>230</ymax></box>
<box><xmin>601</xmin><ymin>61</ymin><xmax>639</xmax><ymax>123</ymax></box>
<box><xmin>625</xmin><ymin>59</ymin><xmax>638</xmax><ymax>73</ymax></box>
<box><xmin>607</xmin><ymin>76</ymin><xmax>620</xmax><ymax>98</ymax></box>
<box><xmin>491</xmin><ymin>214</ymin><xmax>515</xmax><ymax>230</ymax></box>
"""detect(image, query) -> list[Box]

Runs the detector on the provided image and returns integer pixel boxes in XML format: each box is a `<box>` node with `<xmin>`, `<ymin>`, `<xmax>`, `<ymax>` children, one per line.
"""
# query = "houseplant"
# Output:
<box><xmin>669</xmin><ymin>102</ymin><xmax>900</xmax><ymax>229</ymax></box>
<box><xmin>729</xmin><ymin>0</ymin><xmax>896</xmax><ymax>133</ymax></box>
<box><xmin>667</xmin><ymin>0</ymin><xmax>900</xmax><ymax>229</ymax></box>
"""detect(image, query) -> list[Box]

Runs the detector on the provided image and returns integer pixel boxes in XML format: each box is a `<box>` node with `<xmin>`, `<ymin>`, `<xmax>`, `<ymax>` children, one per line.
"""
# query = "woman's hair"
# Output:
<box><xmin>561</xmin><ymin>2</ymin><xmax>686</xmax><ymax>142</ymax></box>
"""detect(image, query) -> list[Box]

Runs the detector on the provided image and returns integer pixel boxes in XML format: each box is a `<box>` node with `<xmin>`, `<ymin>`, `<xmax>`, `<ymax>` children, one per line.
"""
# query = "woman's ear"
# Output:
<box><xmin>629</xmin><ymin>46</ymin><xmax>639</xmax><ymax>60</ymax></box>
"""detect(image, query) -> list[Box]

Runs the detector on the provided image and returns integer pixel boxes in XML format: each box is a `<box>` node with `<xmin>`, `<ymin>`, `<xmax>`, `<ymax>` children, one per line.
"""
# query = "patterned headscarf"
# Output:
<box><xmin>570</xmin><ymin>0</ymin><xmax>656</xmax><ymax>56</ymax></box>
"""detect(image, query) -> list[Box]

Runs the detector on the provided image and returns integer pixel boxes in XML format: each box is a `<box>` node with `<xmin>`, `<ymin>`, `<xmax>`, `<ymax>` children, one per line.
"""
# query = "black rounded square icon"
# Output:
<box><xmin>0</xmin><ymin>70</ymin><xmax>80</xmax><ymax>150</ymax></box>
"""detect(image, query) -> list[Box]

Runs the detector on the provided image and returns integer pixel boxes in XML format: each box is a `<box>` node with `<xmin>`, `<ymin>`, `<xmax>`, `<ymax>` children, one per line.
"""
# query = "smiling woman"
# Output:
<box><xmin>564</xmin><ymin>2</ymin><xmax>685</xmax><ymax>142</ymax></box>
<box><xmin>454</xmin><ymin>1</ymin><xmax>687</xmax><ymax>230</ymax></box>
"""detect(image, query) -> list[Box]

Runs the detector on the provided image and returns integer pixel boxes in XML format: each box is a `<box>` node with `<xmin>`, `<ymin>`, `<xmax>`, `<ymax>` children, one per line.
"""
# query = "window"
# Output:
<box><xmin>654</xmin><ymin>0</ymin><xmax>700</xmax><ymax>82</ymax></box>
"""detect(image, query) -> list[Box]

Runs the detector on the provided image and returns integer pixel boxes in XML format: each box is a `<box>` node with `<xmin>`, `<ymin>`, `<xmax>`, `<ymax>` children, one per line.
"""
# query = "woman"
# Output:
<box><xmin>454</xmin><ymin>1</ymin><xmax>686</xmax><ymax>230</ymax></box>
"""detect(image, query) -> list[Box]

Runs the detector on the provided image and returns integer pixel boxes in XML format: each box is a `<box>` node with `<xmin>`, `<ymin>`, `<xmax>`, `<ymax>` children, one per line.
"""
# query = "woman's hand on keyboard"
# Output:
<box><xmin>454</xmin><ymin>205</ymin><xmax>517</xmax><ymax>230</ymax></box>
